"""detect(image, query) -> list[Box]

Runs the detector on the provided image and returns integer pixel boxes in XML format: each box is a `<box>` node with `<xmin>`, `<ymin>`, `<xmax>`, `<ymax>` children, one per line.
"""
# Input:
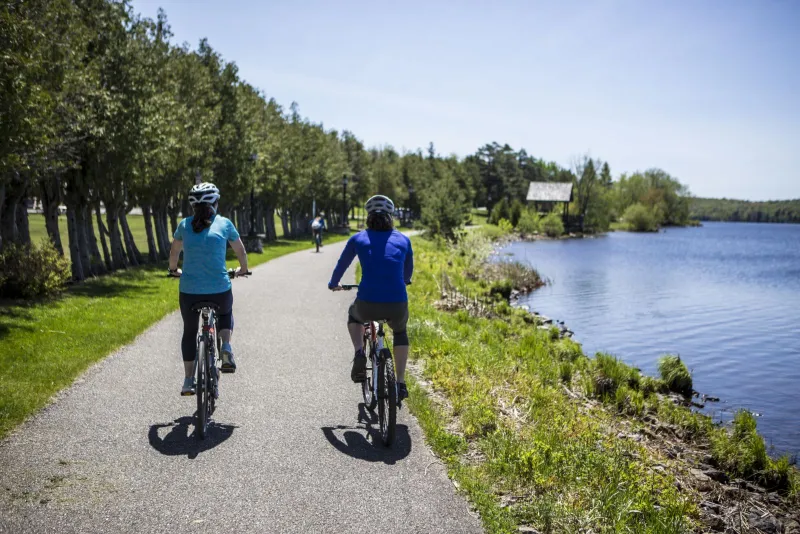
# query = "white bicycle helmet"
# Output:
<box><xmin>365</xmin><ymin>195</ymin><xmax>394</xmax><ymax>215</ymax></box>
<box><xmin>188</xmin><ymin>182</ymin><xmax>220</xmax><ymax>206</ymax></box>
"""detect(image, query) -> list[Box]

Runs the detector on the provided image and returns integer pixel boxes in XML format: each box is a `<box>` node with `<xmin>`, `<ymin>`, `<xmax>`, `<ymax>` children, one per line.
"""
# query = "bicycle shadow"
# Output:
<box><xmin>148</xmin><ymin>415</ymin><xmax>238</xmax><ymax>459</ymax></box>
<box><xmin>321</xmin><ymin>403</ymin><xmax>412</xmax><ymax>464</ymax></box>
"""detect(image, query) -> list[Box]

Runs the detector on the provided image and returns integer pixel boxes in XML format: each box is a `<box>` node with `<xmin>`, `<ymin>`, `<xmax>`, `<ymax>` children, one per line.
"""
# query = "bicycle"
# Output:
<box><xmin>340</xmin><ymin>284</ymin><xmax>397</xmax><ymax>447</ymax></box>
<box><xmin>169</xmin><ymin>268</ymin><xmax>251</xmax><ymax>439</ymax></box>
<box><xmin>313</xmin><ymin>230</ymin><xmax>322</xmax><ymax>253</ymax></box>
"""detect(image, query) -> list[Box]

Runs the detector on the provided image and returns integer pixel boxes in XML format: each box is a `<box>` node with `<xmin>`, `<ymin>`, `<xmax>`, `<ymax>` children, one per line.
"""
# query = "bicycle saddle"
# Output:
<box><xmin>191</xmin><ymin>301</ymin><xmax>221</xmax><ymax>313</ymax></box>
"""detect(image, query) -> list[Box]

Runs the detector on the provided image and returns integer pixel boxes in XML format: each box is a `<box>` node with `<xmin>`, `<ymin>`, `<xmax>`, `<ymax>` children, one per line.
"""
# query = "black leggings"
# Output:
<box><xmin>179</xmin><ymin>290</ymin><xmax>234</xmax><ymax>362</ymax></box>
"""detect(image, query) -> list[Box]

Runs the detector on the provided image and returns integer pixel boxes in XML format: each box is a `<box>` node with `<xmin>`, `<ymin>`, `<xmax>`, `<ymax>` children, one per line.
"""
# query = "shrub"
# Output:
<box><xmin>497</xmin><ymin>218</ymin><xmax>514</xmax><ymax>233</ymax></box>
<box><xmin>488</xmin><ymin>261</ymin><xmax>544</xmax><ymax>292</ymax></box>
<box><xmin>657</xmin><ymin>355</ymin><xmax>692</xmax><ymax>396</ymax></box>
<box><xmin>0</xmin><ymin>241</ymin><xmax>71</xmax><ymax>299</ymax></box>
<box><xmin>489</xmin><ymin>198</ymin><xmax>510</xmax><ymax>225</ymax></box>
<box><xmin>509</xmin><ymin>199</ymin><xmax>524</xmax><ymax>227</ymax></box>
<box><xmin>622</xmin><ymin>203</ymin><xmax>659</xmax><ymax>232</ymax></box>
<box><xmin>540</xmin><ymin>212</ymin><xmax>564</xmax><ymax>237</ymax></box>
<box><xmin>516</xmin><ymin>210</ymin><xmax>540</xmax><ymax>235</ymax></box>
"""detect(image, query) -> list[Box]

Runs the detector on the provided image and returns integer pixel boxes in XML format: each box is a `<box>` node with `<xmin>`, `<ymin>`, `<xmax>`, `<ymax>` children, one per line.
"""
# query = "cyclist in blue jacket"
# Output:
<box><xmin>168</xmin><ymin>183</ymin><xmax>249</xmax><ymax>396</ymax></box>
<box><xmin>328</xmin><ymin>195</ymin><xmax>413</xmax><ymax>402</ymax></box>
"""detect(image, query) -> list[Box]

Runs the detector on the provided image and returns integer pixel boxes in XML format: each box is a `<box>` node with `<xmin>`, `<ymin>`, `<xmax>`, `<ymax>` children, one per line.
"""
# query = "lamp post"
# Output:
<box><xmin>341</xmin><ymin>175</ymin><xmax>348</xmax><ymax>226</ymax></box>
<box><xmin>249</xmin><ymin>153</ymin><xmax>258</xmax><ymax>236</ymax></box>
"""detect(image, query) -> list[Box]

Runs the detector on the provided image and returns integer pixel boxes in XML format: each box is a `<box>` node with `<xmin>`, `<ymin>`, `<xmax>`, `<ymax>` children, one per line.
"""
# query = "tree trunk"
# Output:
<box><xmin>75</xmin><ymin>203</ymin><xmax>93</xmax><ymax>278</ymax></box>
<box><xmin>95</xmin><ymin>203</ymin><xmax>112</xmax><ymax>271</ymax></box>
<box><xmin>168</xmin><ymin>195</ymin><xmax>179</xmax><ymax>235</ymax></box>
<box><xmin>66</xmin><ymin>206</ymin><xmax>85</xmax><ymax>281</ymax></box>
<box><xmin>84</xmin><ymin>203</ymin><xmax>106</xmax><ymax>275</ymax></box>
<box><xmin>280</xmin><ymin>209</ymin><xmax>290</xmax><ymax>238</ymax></box>
<box><xmin>0</xmin><ymin>182</ymin><xmax>5</xmax><ymax>251</ymax></box>
<box><xmin>15</xmin><ymin>199</ymin><xmax>30</xmax><ymax>246</ymax></box>
<box><xmin>154</xmin><ymin>205</ymin><xmax>170</xmax><ymax>260</ymax></box>
<box><xmin>255</xmin><ymin>202</ymin><xmax>265</xmax><ymax>235</ymax></box>
<box><xmin>40</xmin><ymin>177</ymin><xmax>63</xmax><ymax>254</ymax></box>
<box><xmin>238</xmin><ymin>206</ymin><xmax>249</xmax><ymax>236</ymax></box>
<box><xmin>1</xmin><ymin>194</ymin><xmax>19</xmax><ymax>247</ymax></box>
<box><xmin>106</xmin><ymin>207</ymin><xmax>128</xmax><ymax>270</ymax></box>
<box><xmin>264</xmin><ymin>203</ymin><xmax>276</xmax><ymax>241</ymax></box>
<box><xmin>120</xmin><ymin>211</ymin><xmax>141</xmax><ymax>266</ymax></box>
<box><xmin>142</xmin><ymin>205</ymin><xmax>158</xmax><ymax>262</ymax></box>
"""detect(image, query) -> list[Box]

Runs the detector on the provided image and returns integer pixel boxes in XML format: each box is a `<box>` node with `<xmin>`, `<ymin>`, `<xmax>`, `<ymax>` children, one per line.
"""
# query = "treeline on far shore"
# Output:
<box><xmin>690</xmin><ymin>197</ymin><xmax>800</xmax><ymax>224</ymax></box>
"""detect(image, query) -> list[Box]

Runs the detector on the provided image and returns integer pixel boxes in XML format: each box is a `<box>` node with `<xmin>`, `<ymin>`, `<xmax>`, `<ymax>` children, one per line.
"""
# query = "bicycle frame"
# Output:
<box><xmin>366</xmin><ymin>321</ymin><xmax>387</xmax><ymax>403</ymax></box>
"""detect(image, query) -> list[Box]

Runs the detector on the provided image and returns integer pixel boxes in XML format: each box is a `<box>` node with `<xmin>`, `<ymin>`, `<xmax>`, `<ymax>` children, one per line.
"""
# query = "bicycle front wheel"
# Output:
<box><xmin>196</xmin><ymin>338</ymin><xmax>208</xmax><ymax>440</ymax></box>
<box><xmin>377</xmin><ymin>348</ymin><xmax>396</xmax><ymax>447</ymax></box>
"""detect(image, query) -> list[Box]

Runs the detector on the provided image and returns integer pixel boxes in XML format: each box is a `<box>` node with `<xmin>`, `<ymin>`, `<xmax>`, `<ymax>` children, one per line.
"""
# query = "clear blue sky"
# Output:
<box><xmin>132</xmin><ymin>0</ymin><xmax>799</xmax><ymax>201</ymax></box>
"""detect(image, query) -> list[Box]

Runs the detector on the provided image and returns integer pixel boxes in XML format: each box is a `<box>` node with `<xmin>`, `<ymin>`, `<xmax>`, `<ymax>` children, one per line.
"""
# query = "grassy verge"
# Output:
<box><xmin>0</xmin><ymin>233</ymin><xmax>348</xmax><ymax>439</ymax></box>
<box><xmin>403</xmin><ymin>231</ymin><xmax>798</xmax><ymax>533</ymax></box>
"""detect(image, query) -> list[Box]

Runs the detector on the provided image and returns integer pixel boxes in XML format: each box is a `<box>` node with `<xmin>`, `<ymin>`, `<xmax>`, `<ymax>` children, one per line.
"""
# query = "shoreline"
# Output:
<box><xmin>407</xmin><ymin>229</ymin><xmax>799</xmax><ymax>533</ymax></box>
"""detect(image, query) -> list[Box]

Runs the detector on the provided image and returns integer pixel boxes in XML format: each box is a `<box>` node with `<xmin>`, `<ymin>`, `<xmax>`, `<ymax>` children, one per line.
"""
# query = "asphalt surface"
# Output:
<box><xmin>0</xmin><ymin>238</ymin><xmax>483</xmax><ymax>534</ymax></box>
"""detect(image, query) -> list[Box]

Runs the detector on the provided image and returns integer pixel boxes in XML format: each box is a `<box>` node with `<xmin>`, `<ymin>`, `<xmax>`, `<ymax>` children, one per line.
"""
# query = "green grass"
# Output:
<box><xmin>469</xmin><ymin>208</ymin><xmax>489</xmax><ymax>226</ymax></box>
<box><xmin>0</xmin><ymin>233</ymin><xmax>349</xmax><ymax>439</ymax></box>
<box><xmin>29</xmin><ymin>214</ymin><xmax>150</xmax><ymax>257</ymax></box>
<box><xmin>403</xmin><ymin>230</ymin><xmax>799</xmax><ymax>532</ymax></box>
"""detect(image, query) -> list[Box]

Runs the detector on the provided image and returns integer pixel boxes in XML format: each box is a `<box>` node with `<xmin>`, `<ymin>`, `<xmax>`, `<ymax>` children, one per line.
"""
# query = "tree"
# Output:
<box><xmin>420</xmin><ymin>168</ymin><xmax>469</xmax><ymax>239</ymax></box>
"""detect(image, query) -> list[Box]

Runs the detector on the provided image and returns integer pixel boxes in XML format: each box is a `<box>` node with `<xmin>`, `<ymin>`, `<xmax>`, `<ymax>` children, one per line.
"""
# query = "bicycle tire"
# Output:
<box><xmin>378</xmin><ymin>348</ymin><xmax>396</xmax><ymax>447</ymax></box>
<box><xmin>208</xmin><ymin>330</ymin><xmax>218</xmax><ymax>415</ymax></box>
<box><xmin>196</xmin><ymin>337</ymin><xmax>208</xmax><ymax>439</ymax></box>
<box><xmin>362</xmin><ymin>336</ymin><xmax>377</xmax><ymax>411</ymax></box>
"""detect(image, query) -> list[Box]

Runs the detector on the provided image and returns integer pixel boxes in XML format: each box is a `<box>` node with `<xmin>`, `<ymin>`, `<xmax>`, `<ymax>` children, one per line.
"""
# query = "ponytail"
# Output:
<box><xmin>366</xmin><ymin>212</ymin><xmax>393</xmax><ymax>231</ymax></box>
<box><xmin>191</xmin><ymin>203</ymin><xmax>216</xmax><ymax>233</ymax></box>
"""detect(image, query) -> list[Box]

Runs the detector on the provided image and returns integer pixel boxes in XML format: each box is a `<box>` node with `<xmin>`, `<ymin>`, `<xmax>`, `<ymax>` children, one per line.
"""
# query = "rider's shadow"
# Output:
<box><xmin>321</xmin><ymin>404</ymin><xmax>412</xmax><ymax>464</ymax></box>
<box><xmin>148</xmin><ymin>416</ymin><xmax>237</xmax><ymax>459</ymax></box>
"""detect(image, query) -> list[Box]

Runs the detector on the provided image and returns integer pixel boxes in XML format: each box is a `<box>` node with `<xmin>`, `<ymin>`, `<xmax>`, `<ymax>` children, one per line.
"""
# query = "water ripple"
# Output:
<box><xmin>508</xmin><ymin>222</ymin><xmax>800</xmax><ymax>456</ymax></box>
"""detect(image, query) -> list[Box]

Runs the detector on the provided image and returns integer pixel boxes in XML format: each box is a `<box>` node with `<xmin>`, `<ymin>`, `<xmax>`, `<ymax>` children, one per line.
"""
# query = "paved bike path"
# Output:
<box><xmin>0</xmin><ymin>238</ymin><xmax>483</xmax><ymax>534</ymax></box>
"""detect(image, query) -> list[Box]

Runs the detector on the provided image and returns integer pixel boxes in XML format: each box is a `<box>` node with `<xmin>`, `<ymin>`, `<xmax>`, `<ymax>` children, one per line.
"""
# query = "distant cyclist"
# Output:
<box><xmin>168</xmin><ymin>182</ymin><xmax>249</xmax><ymax>396</ymax></box>
<box><xmin>328</xmin><ymin>195</ymin><xmax>413</xmax><ymax>402</ymax></box>
<box><xmin>311</xmin><ymin>213</ymin><xmax>326</xmax><ymax>248</ymax></box>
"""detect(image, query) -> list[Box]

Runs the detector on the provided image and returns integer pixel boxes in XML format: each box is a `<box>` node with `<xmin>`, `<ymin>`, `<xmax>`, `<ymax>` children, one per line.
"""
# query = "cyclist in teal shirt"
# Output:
<box><xmin>169</xmin><ymin>183</ymin><xmax>249</xmax><ymax>396</ymax></box>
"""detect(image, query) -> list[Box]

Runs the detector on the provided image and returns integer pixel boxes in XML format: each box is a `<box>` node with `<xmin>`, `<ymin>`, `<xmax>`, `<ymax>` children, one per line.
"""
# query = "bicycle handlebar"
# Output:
<box><xmin>334</xmin><ymin>281</ymin><xmax>411</xmax><ymax>291</ymax></box>
<box><xmin>166</xmin><ymin>268</ymin><xmax>253</xmax><ymax>279</ymax></box>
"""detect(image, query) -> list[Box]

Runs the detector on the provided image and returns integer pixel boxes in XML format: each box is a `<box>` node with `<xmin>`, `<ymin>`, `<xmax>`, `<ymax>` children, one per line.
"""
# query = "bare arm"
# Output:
<box><xmin>230</xmin><ymin>238</ymin><xmax>249</xmax><ymax>274</ymax></box>
<box><xmin>169</xmin><ymin>239</ymin><xmax>183</xmax><ymax>272</ymax></box>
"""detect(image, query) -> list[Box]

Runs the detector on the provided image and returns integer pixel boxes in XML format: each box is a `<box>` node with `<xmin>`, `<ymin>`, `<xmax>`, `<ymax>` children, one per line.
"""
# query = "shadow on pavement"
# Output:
<box><xmin>148</xmin><ymin>415</ymin><xmax>237</xmax><ymax>459</ymax></box>
<box><xmin>321</xmin><ymin>403</ymin><xmax>412</xmax><ymax>464</ymax></box>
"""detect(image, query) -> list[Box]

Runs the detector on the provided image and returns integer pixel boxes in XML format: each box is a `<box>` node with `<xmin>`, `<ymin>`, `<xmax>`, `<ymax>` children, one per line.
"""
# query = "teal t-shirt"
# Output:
<box><xmin>174</xmin><ymin>215</ymin><xmax>240</xmax><ymax>295</ymax></box>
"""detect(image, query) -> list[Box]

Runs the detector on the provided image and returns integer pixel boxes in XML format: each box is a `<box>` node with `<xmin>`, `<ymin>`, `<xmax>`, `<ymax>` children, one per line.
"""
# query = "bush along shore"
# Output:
<box><xmin>404</xmin><ymin>228</ymin><xmax>799</xmax><ymax>534</ymax></box>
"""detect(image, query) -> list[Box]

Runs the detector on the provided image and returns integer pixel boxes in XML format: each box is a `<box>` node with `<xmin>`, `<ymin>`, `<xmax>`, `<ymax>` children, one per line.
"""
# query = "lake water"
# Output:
<box><xmin>502</xmin><ymin>222</ymin><xmax>800</xmax><ymax>456</ymax></box>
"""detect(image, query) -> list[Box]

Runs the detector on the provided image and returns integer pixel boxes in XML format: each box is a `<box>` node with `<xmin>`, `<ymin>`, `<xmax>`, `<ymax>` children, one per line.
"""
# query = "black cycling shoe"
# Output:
<box><xmin>397</xmin><ymin>382</ymin><xmax>408</xmax><ymax>404</ymax></box>
<box><xmin>350</xmin><ymin>351</ymin><xmax>367</xmax><ymax>382</ymax></box>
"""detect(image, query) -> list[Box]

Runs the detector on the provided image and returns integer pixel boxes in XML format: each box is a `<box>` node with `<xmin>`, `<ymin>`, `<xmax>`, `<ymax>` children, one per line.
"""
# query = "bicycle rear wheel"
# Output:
<box><xmin>377</xmin><ymin>348</ymin><xmax>396</xmax><ymax>447</ymax></box>
<box><xmin>362</xmin><ymin>339</ymin><xmax>377</xmax><ymax>411</ymax></box>
<box><xmin>196</xmin><ymin>338</ymin><xmax>208</xmax><ymax>439</ymax></box>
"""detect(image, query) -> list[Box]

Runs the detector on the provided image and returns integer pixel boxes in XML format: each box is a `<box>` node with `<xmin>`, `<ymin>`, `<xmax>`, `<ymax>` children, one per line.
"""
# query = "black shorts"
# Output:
<box><xmin>348</xmin><ymin>299</ymin><xmax>408</xmax><ymax>332</ymax></box>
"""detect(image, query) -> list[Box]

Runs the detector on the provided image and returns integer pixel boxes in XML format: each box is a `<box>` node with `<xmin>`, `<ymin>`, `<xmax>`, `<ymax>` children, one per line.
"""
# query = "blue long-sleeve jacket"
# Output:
<box><xmin>328</xmin><ymin>229</ymin><xmax>413</xmax><ymax>303</ymax></box>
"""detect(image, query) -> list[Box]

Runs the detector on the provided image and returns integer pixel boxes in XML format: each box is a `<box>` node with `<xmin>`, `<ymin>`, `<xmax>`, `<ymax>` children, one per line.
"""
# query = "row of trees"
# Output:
<box><xmin>0</xmin><ymin>1</ymin><xmax>474</xmax><ymax>282</ymax></box>
<box><xmin>690</xmin><ymin>198</ymin><xmax>800</xmax><ymax>223</ymax></box>
<box><xmin>2</xmin><ymin>1</ymin><xmax>699</xmax><ymax>292</ymax></box>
